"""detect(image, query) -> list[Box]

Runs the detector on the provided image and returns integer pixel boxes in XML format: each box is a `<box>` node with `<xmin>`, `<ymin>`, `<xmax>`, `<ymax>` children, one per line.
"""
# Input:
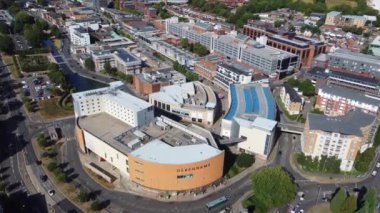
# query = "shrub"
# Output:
<box><xmin>78</xmin><ymin>190</ymin><xmax>90</xmax><ymax>203</ymax></box>
<box><xmin>236</xmin><ymin>153</ymin><xmax>255</xmax><ymax>168</ymax></box>
<box><xmin>90</xmin><ymin>200</ymin><xmax>102</xmax><ymax>211</ymax></box>
<box><xmin>47</xmin><ymin>162</ymin><xmax>57</xmax><ymax>172</ymax></box>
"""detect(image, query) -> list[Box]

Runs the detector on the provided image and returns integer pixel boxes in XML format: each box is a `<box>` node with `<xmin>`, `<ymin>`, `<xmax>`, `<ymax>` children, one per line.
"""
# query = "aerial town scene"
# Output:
<box><xmin>1</xmin><ymin>0</ymin><xmax>380</xmax><ymax>213</ymax></box>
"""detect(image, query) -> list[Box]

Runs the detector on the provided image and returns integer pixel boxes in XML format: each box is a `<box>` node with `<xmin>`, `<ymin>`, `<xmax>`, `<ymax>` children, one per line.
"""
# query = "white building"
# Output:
<box><xmin>65</xmin><ymin>18</ymin><xmax>101</xmax><ymax>31</ymax></box>
<box><xmin>72</xmin><ymin>81</ymin><xmax>154</xmax><ymax>127</ymax></box>
<box><xmin>149</xmin><ymin>81</ymin><xmax>217</xmax><ymax>127</ymax></box>
<box><xmin>221</xmin><ymin>83</ymin><xmax>277</xmax><ymax>159</ymax></box>
<box><xmin>91</xmin><ymin>49</ymin><xmax>142</xmax><ymax>74</ymax></box>
<box><xmin>215</xmin><ymin>62</ymin><xmax>253</xmax><ymax>91</ymax></box>
<box><xmin>69</xmin><ymin>25</ymin><xmax>91</xmax><ymax>46</ymax></box>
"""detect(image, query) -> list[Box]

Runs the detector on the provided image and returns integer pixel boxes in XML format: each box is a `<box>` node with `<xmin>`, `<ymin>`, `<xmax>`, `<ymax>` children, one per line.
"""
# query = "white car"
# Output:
<box><xmin>376</xmin><ymin>163</ymin><xmax>380</xmax><ymax>168</ymax></box>
<box><xmin>372</xmin><ymin>170</ymin><xmax>377</xmax><ymax>176</ymax></box>
<box><xmin>48</xmin><ymin>189</ymin><xmax>55</xmax><ymax>196</ymax></box>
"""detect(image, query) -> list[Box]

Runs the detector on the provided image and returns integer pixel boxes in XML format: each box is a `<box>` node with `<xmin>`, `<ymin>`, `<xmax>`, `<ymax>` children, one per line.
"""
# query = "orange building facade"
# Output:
<box><xmin>128</xmin><ymin>151</ymin><xmax>225</xmax><ymax>191</ymax></box>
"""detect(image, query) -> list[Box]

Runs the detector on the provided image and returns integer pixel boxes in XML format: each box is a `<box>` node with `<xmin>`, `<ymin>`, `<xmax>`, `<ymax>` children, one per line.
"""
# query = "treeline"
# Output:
<box><xmin>180</xmin><ymin>38</ymin><xmax>209</xmax><ymax>57</ymax></box>
<box><xmin>189</xmin><ymin>0</ymin><xmax>380</xmax><ymax>28</ymax></box>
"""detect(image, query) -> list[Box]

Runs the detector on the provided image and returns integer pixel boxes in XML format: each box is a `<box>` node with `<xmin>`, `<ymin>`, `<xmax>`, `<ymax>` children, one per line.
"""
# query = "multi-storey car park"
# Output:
<box><xmin>73</xmin><ymin>82</ymin><xmax>224</xmax><ymax>191</ymax></box>
<box><xmin>221</xmin><ymin>83</ymin><xmax>277</xmax><ymax>160</ymax></box>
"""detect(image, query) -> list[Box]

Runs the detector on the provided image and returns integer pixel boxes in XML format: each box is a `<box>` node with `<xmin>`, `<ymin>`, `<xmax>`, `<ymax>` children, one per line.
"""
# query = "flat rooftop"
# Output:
<box><xmin>72</xmin><ymin>81</ymin><xmax>152</xmax><ymax>112</ymax></box>
<box><xmin>80</xmin><ymin>114</ymin><xmax>222</xmax><ymax>164</ymax></box>
<box><xmin>78</xmin><ymin>112</ymin><xmax>134</xmax><ymax>154</ymax></box>
<box><xmin>224</xmin><ymin>83</ymin><xmax>276</xmax><ymax>121</ymax></box>
<box><xmin>329</xmin><ymin>49</ymin><xmax>380</xmax><ymax>65</ymax></box>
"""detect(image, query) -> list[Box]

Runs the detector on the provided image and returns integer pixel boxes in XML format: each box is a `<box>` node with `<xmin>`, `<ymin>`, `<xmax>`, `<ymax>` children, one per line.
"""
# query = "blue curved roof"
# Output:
<box><xmin>224</xmin><ymin>83</ymin><xmax>276</xmax><ymax>121</ymax></box>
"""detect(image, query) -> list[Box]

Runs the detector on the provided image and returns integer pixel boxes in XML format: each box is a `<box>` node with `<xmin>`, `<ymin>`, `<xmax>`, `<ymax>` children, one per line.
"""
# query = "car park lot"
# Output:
<box><xmin>12</xmin><ymin>34</ymin><xmax>31</xmax><ymax>51</ymax></box>
<box><xmin>20</xmin><ymin>74</ymin><xmax>53</xmax><ymax>101</ymax></box>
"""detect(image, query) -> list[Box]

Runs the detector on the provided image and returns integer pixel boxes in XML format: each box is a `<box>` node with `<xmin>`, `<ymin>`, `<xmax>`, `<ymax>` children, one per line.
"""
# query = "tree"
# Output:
<box><xmin>310</xmin><ymin>108</ymin><xmax>324</xmax><ymax>115</ymax></box>
<box><xmin>354</xmin><ymin>148</ymin><xmax>376</xmax><ymax>172</ymax></box>
<box><xmin>91</xmin><ymin>200</ymin><xmax>102</xmax><ymax>211</ymax></box>
<box><xmin>236</xmin><ymin>153</ymin><xmax>255</xmax><ymax>168</ymax></box>
<box><xmin>47</xmin><ymin>162</ymin><xmax>57</xmax><ymax>172</ymax></box>
<box><xmin>23</xmin><ymin>24</ymin><xmax>45</xmax><ymax>47</ymax></box>
<box><xmin>0</xmin><ymin>21</ymin><xmax>9</xmax><ymax>34</ymax></box>
<box><xmin>330</xmin><ymin>188</ymin><xmax>347</xmax><ymax>213</ymax></box>
<box><xmin>12</xmin><ymin>11</ymin><xmax>34</xmax><ymax>33</ymax></box>
<box><xmin>50</xmin><ymin>25</ymin><xmax>61</xmax><ymax>38</ymax></box>
<box><xmin>0</xmin><ymin>34</ymin><xmax>14</xmax><ymax>54</ymax></box>
<box><xmin>340</xmin><ymin>195</ymin><xmax>357</xmax><ymax>213</ymax></box>
<box><xmin>37</xmin><ymin>0</ymin><xmax>48</xmax><ymax>6</ymax></box>
<box><xmin>78</xmin><ymin>190</ymin><xmax>90</xmax><ymax>202</ymax></box>
<box><xmin>356</xmin><ymin>201</ymin><xmax>369</xmax><ymax>213</ymax></box>
<box><xmin>362</xmin><ymin>188</ymin><xmax>377</xmax><ymax>213</ymax></box>
<box><xmin>104</xmin><ymin>61</ymin><xmax>112</xmax><ymax>73</ymax></box>
<box><xmin>84</xmin><ymin>58</ymin><xmax>95</xmax><ymax>71</ymax></box>
<box><xmin>251</xmin><ymin>166</ymin><xmax>297</xmax><ymax>211</ymax></box>
<box><xmin>180</xmin><ymin>38</ymin><xmax>190</xmax><ymax>49</ymax></box>
<box><xmin>299</xmin><ymin>79</ymin><xmax>315</xmax><ymax>96</ymax></box>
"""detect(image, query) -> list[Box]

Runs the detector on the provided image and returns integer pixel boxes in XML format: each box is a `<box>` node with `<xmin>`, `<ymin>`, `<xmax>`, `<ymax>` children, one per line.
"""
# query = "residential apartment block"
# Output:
<box><xmin>69</xmin><ymin>25</ymin><xmax>91</xmax><ymax>46</ymax></box>
<box><xmin>194</xmin><ymin>59</ymin><xmax>218</xmax><ymax>81</ymax></box>
<box><xmin>215</xmin><ymin>63</ymin><xmax>253</xmax><ymax>91</ymax></box>
<box><xmin>149</xmin><ymin>81</ymin><xmax>217</xmax><ymax>127</ymax></box>
<box><xmin>302</xmin><ymin>110</ymin><xmax>378</xmax><ymax>171</ymax></box>
<box><xmin>91</xmin><ymin>49</ymin><xmax>142</xmax><ymax>74</ymax></box>
<box><xmin>221</xmin><ymin>83</ymin><xmax>277</xmax><ymax>159</ymax></box>
<box><xmin>133</xmin><ymin>70</ymin><xmax>186</xmax><ymax>95</ymax></box>
<box><xmin>306</xmin><ymin>67</ymin><xmax>380</xmax><ymax>97</ymax></box>
<box><xmin>280</xmin><ymin>84</ymin><xmax>304</xmax><ymax>115</ymax></box>
<box><xmin>315</xmin><ymin>84</ymin><xmax>380</xmax><ymax>116</ymax></box>
<box><xmin>327</xmin><ymin>49</ymin><xmax>380</xmax><ymax>79</ymax></box>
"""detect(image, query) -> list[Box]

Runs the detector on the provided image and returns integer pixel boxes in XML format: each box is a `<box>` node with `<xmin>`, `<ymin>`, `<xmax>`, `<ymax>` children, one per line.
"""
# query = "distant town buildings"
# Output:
<box><xmin>325</xmin><ymin>11</ymin><xmax>368</xmax><ymax>28</ymax></box>
<box><xmin>133</xmin><ymin>70</ymin><xmax>186</xmax><ymax>95</ymax></box>
<box><xmin>91</xmin><ymin>49</ymin><xmax>142</xmax><ymax>74</ymax></box>
<box><xmin>302</xmin><ymin>110</ymin><xmax>378</xmax><ymax>171</ymax></box>
<box><xmin>149</xmin><ymin>81</ymin><xmax>217</xmax><ymax>127</ymax></box>
<box><xmin>221</xmin><ymin>83</ymin><xmax>277</xmax><ymax>159</ymax></box>
<box><xmin>280</xmin><ymin>84</ymin><xmax>304</xmax><ymax>115</ymax></box>
<box><xmin>315</xmin><ymin>84</ymin><xmax>380</xmax><ymax>116</ymax></box>
<box><xmin>243</xmin><ymin>20</ymin><xmax>327</xmax><ymax>68</ymax></box>
<box><xmin>73</xmin><ymin>82</ymin><xmax>224</xmax><ymax>191</ymax></box>
<box><xmin>165</xmin><ymin>17</ymin><xmax>299</xmax><ymax>74</ymax></box>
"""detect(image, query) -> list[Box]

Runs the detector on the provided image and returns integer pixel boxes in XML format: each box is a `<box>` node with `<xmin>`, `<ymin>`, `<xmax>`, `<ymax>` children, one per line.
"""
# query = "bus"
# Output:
<box><xmin>206</xmin><ymin>196</ymin><xmax>228</xmax><ymax>210</ymax></box>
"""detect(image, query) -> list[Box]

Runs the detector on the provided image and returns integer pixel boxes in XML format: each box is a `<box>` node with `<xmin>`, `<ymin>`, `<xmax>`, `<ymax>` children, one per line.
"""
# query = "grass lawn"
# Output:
<box><xmin>326</xmin><ymin>0</ymin><xmax>357</xmax><ymax>8</ymax></box>
<box><xmin>2</xmin><ymin>54</ymin><xmax>22</xmax><ymax>78</ymax></box>
<box><xmin>39</xmin><ymin>97</ymin><xmax>73</xmax><ymax>119</ymax></box>
<box><xmin>54</xmin><ymin>39</ymin><xmax>62</xmax><ymax>49</ymax></box>
<box><xmin>307</xmin><ymin>203</ymin><xmax>331</xmax><ymax>213</ymax></box>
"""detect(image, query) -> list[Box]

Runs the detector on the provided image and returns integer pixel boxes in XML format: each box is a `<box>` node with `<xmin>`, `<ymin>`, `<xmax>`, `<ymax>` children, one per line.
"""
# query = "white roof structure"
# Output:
<box><xmin>235</xmin><ymin>117</ymin><xmax>277</xmax><ymax>132</ymax></box>
<box><xmin>130</xmin><ymin>139</ymin><xmax>222</xmax><ymax>164</ymax></box>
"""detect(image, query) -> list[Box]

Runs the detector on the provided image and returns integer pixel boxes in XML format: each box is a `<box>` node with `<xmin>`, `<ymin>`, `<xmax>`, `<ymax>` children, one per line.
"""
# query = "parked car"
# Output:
<box><xmin>40</xmin><ymin>175</ymin><xmax>47</xmax><ymax>182</ymax></box>
<box><xmin>376</xmin><ymin>163</ymin><xmax>380</xmax><ymax>168</ymax></box>
<box><xmin>48</xmin><ymin>189</ymin><xmax>55</xmax><ymax>196</ymax></box>
<box><xmin>372</xmin><ymin>170</ymin><xmax>377</xmax><ymax>176</ymax></box>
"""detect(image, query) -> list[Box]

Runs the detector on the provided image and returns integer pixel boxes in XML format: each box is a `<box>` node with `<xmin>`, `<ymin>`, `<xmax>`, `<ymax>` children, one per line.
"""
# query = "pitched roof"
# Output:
<box><xmin>283</xmin><ymin>83</ymin><xmax>302</xmax><ymax>103</ymax></box>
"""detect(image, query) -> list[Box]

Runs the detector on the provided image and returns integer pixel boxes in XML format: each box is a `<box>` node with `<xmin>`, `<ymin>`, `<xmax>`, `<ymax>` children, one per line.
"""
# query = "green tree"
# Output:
<box><xmin>12</xmin><ymin>11</ymin><xmax>34</xmax><ymax>33</ymax></box>
<box><xmin>299</xmin><ymin>79</ymin><xmax>315</xmax><ymax>96</ymax></box>
<box><xmin>0</xmin><ymin>21</ymin><xmax>9</xmax><ymax>34</ymax></box>
<box><xmin>104</xmin><ymin>61</ymin><xmax>112</xmax><ymax>73</ymax></box>
<box><xmin>180</xmin><ymin>38</ymin><xmax>190</xmax><ymax>49</ymax></box>
<box><xmin>340</xmin><ymin>195</ymin><xmax>357</xmax><ymax>213</ymax></box>
<box><xmin>78</xmin><ymin>190</ymin><xmax>90</xmax><ymax>202</ymax></box>
<box><xmin>330</xmin><ymin>188</ymin><xmax>347</xmax><ymax>213</ymax></box>
<box><xmin>356</xmin><ymin>201</ymin><xmax>369</xmax><ymax>213</ymax></box>
<box><xmin>23</xmin><ymin>24</ymin><xmax>45</xmax><ymax>47</ymax></box>
<box><xmin>50</xmin><ymin>25</ymin><xmax>61</xmax><ymax>38</ymax></box>
<box><xmin>0</xmin><ymin>34</ymin><xmax>14</xmax><ymax>54</ymax></box>
<box><xmin>47</xmin><ymin>162</ymin><xmax>57</xmax><ymax>172</ymax></box>
<box><xmin>236</xmin><ymin>153</ymin><xmax>255</xmax><ymax>168</ymax></box>
<box><xmin>354</xmin><ymin>148</ymin><xmax>376</xmax><ymax>172</ymax></box>
<box><xmin>251</xmin><ymin>166</ymin><xmax>297</xmax><ymax>211</ymax></box>
<box><xmin>84</xmin><ymin>58</ymin><xmax>95</xmax><ymax>71</ymax></box>
<box><xmin>37</xmin><ymin>0</ymin><xmax>48</xmax><ymax>6</ymax></box>
<box><xmin>90</xmin><ymin>200</ymin><xmax>102</xmax><ymax>211</ymax></box>
<box><xmin>362</xmin><ymin>188</ymin><xmax>377</xmax><ymax>213</ymax></box>
<box><xmin>311</xmin><ymin>108</ymin><xmax>324</xmax><ymax>114</ymax></box>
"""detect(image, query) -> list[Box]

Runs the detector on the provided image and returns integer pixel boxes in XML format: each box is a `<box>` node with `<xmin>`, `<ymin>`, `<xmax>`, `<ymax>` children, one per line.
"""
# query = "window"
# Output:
<box><xmin>177</xmin><ymin>174</ymin><xmax>193</xmax><ymax>179</ymax></box>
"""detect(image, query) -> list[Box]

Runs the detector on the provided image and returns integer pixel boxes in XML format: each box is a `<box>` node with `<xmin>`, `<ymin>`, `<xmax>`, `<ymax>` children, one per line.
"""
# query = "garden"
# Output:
<box><xmin>18</xmin><ymin>54</ymin><xmax>50</xmax><ymax>72</ymax></box>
